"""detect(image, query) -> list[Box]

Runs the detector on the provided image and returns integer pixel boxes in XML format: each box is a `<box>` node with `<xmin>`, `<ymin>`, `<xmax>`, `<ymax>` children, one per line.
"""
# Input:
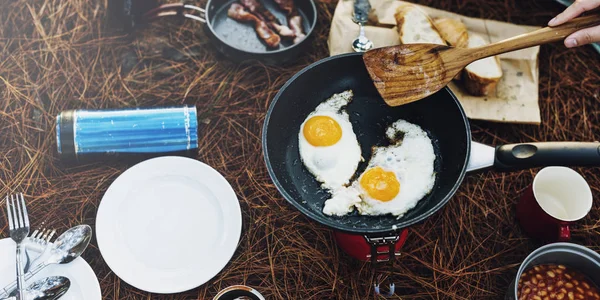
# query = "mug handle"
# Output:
<box><xmin>558</xmin><ymin>224</ymin><xmax>571</xmax><ymax>241</ymax></box>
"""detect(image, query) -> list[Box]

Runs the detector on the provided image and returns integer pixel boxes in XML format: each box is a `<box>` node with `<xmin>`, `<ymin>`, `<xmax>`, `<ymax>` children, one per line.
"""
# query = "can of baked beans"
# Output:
<box><xmin>507</xmin><ymin>243</ymin><xmax>600</xmax><ymax>300</ymax></box>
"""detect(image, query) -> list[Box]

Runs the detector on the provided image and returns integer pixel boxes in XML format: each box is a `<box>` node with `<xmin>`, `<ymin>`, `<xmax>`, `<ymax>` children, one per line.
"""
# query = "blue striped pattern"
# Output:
<box><xmin>66</xmin><ymin>106</ymin><xmax>198</xmax><ymax>154</ymax></box>
<box><xmin>56</xmin><ymin>116</ymin><xmax>62</xmax><ymax>154</ymax></box>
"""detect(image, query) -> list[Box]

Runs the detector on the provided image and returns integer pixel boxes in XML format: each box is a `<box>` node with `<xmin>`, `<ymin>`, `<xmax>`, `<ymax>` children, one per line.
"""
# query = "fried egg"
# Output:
<box><xmin>298</xmin><ymin>90</ymin><xmax>362</xmax><ymax>192</ymax></box>
<box><xmin>323</xmin><ymin>119</ymin><xmax>436</xmax><ymax>217</ymax></box>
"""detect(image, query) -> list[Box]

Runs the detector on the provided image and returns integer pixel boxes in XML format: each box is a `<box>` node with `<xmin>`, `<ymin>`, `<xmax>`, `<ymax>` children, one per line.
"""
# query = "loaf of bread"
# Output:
<box><xmin>463</xmin><ymin>34</ymin><xmax>503</xmax><ymax>96</ymax></box>
<box><xmin>394</xmin><ymin>4</ymin><xmax>445</xmax><ymax>45</ymax></box>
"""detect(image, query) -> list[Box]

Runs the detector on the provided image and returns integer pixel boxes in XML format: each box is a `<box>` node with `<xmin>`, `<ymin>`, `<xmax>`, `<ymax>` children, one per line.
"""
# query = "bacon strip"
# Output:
<box><xmin>289</xmin><ymin>15</ymin><xmax>305</xmax><ymax>44</ymax></box>
<box><xmin>273</xmin><ymin>0</ymin><xmax>306</xmax><ymax>44</ymax></box>
<box><xmin>239</xmin><ymin>0</ymin><xmax>295</xmax><ymax>38</ymax></box>
<box><xmin>240</xmin><ymin>0</ymin><xmax>276</xmax><ymax>23</ymax></box>
<box><xmin>273</xmin><ymin>0</ymin><xmax>294</xmax><ymax>16</ymax></box>
<box><xmin>227</xmin><ymin>3</ymin><xmax>281</xmax><ymax>48</ymax></box>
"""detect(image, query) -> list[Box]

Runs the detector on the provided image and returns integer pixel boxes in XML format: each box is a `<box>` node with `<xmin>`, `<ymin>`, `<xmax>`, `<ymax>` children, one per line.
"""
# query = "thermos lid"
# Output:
<box><xmin>56</xmin><ymin>110</ymin><xmax>76</xmax><ymax>159</ymax></box>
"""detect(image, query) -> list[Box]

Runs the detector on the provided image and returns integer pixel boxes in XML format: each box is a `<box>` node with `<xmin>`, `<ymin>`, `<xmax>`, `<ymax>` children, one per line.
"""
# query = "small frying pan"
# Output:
<box><xmin>262</xmin><ymin>52</ymin><xmax>600</xmax><ymax>261</ymax></box>
<box><xmin>116</xmin><ymin>0</ymin><xmax>317</xmax><ymax>65</ymax></box>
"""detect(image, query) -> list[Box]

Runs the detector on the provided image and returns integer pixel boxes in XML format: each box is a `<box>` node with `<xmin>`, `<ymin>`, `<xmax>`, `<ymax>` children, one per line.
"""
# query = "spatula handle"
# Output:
<box><xmin>470</xmin><ymin>14</ymin><xmax>600</xmax><ymax>60</ymax></box>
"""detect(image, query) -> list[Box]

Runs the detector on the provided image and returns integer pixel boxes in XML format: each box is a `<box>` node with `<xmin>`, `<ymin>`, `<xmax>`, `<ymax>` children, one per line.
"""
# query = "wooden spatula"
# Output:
<box><xmin>363</xmin><ymin>14</ymin><xmax>600</xmax><ymax>107</ymax></box>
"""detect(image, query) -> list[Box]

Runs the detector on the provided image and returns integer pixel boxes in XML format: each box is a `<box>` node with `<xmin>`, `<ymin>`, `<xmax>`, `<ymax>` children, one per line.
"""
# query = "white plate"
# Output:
<box><xmin>0</xmin><ymin>238</ymin><xmax>101</xmax><ymax>299</ymax></box>
<box><xmin>96</xmin><ymin>156</ymin><xmax>242</xmax><ymax>294</ymax></box>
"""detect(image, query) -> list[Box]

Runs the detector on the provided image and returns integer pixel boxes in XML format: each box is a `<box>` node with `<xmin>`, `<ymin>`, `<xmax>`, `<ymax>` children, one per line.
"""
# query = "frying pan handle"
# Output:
<box><xmin>494</xmin><ymin>142</ymin><xmax>600</xmax><ymax>171</ymax></box>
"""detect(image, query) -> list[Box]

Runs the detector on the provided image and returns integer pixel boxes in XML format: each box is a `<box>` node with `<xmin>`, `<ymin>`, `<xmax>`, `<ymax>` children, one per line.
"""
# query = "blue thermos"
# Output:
<box><xmin>56</xmin><ymin>106</ymin><xmax>198</xmax><ymax>161</ymax></box>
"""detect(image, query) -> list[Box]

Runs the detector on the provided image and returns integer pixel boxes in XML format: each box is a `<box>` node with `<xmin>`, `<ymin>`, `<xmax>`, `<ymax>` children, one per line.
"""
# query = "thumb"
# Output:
<box><xmin>564</xmin><ymin>25</ymin><xmax>600</xmax><ymax>47</ymax></box>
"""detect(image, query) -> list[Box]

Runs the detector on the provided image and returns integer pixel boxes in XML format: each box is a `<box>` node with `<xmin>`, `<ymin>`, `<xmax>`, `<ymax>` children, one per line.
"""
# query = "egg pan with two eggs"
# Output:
<box><xmin>263</xmin><ymin>52</ymin><xmax>600</xmax><ymax>239</ymax></box>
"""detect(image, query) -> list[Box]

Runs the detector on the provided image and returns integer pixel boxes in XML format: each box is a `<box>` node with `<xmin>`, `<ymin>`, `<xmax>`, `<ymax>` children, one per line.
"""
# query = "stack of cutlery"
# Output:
<box><xmin>2</xmin><ymin>194</ymin><xmax>93</xmax><ymax>300</ymax></box>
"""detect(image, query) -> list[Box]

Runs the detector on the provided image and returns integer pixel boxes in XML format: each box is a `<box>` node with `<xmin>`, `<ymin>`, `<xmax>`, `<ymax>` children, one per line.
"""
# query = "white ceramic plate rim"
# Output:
<box><xmin>0</xmin><ymin>238</ymin><xmax>101</xmax><ymax>300</ymax></box>
<box><xmin>95</xmin><ymin>156</ymin><xmax>242</xmax><ymax>294</ymax></box>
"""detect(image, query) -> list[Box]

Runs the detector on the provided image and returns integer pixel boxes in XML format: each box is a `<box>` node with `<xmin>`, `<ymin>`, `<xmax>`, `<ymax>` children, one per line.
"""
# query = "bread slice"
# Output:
<box><xmin>463</xmin><ymin>34</ymin><xmax>503</xmax><ymax>96</ymax></box>
<box><xmin>433</xmin><ymin>18</ymin><xmax>469</xmax><ymax>48</ymax></box>
<box><xmin>395</xmin><ymin>4</ymin><xmax>446</xmax><ymax>45</ymax></box>
<box><xmin>433</xmin><ymin>17</ymin><xmax>469</xmax><ymax>80</ymax></box>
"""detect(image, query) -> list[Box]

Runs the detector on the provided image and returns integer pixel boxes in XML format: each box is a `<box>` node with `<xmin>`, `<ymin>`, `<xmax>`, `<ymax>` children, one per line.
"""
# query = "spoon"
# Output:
<box><xmin>362</xmin><ymin>14</ymin><xmax>600</xmax><ymax>107</ymax></box>
<box><xmin>351</xmin><ymin>0</ymin><xmax>373</xmax><ymax>52</ymax></box>
<box><xmin>0</xmin><ymin>225</ymin><xmax>92</xmax><ymax>298</ymax></box>
<box><xmin>6</xmin><ymin>276</ymin><xmax>70</xmax><ymax>300</ymax></box>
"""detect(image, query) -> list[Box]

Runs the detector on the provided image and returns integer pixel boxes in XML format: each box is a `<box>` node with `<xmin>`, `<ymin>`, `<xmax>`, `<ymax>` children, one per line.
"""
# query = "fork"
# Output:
<box><xmin>25</xmin><ymin>227</ymin><xmax>56</xmax><ymax>273</ymax></box>
<box><xmin>6</xmin><ymin>193</ymin><xmax>30</xmax><ymax>300</ymax></box>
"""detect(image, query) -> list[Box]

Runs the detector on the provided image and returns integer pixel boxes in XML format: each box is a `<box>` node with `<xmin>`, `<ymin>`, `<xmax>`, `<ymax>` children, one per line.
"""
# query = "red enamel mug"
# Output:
<box><xmin>516</xmin><ymin>167</ymin><xmax>593</xmax><ymax>242</ymax></box>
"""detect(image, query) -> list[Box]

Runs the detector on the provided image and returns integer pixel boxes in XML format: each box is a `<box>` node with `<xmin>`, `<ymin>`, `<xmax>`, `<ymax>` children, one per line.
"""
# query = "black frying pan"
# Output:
<box><xmin>114</xmin><ymin>0</ymin><xmax>317</xmax><ymax>65</ymax></box>
<box><xmin>262</xmin><ymin>52</ymin><xmax>600</xmax><ymax>238</ymax></box>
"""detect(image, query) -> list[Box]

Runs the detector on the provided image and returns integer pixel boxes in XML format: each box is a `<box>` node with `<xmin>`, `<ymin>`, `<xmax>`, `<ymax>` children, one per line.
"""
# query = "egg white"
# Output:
<box><xmin>323</xmin><ymin>119</ymin><xmax>436</xmax><ymax>217</ymax></box>
<box><xmin>356</xmin><ymin>120</ymin><xmax>436</xmax><ymax>217</ymax></box>
<box><xmin>298</xmin><ymin>90</ymin><xmax>362</xmax><ymax>195</ymax></box>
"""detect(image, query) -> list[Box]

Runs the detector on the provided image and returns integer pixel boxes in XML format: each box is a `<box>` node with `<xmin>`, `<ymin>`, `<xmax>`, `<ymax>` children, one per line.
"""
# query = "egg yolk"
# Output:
<box><xmin>303</xmin><ymin>116</ymin><xmax>342</xmax><ymax>146</ymax></box>
<box><xmin>359</xmin><ymin>167</ymin><xmax>400</xmax><ymax>202</ymax></box>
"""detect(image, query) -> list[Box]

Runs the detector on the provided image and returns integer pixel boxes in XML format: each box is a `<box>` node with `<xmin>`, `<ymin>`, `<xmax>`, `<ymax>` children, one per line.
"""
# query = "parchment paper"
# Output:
<box><xmin>328</xmin><ymin>0</ymin><xmax>542</xmax><ymax>124</ymax></box>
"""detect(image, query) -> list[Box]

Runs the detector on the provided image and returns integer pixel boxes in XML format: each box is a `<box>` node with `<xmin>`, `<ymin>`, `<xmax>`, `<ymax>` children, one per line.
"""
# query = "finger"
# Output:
<box><xmin>549</xmin><ymin>0</ymin><xmax>600</xmax><ymax>26</ymax></box>
<box><xmin>564</xmin><ymin>25</ymin><xmax>600</xmax><ymax>47</ymax></box>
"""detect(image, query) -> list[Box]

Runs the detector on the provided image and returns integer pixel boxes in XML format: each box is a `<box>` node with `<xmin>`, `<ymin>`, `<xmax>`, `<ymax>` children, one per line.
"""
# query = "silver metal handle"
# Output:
<box><xmin>358</xmin><ymin>23</ymin><xmax>367</xmax><ymax>39</ymax></box>
<box><xmin>466</xmin><ymin>141</ymin><xmax>495</xmax><ymax>172</ymax></box>
<box><xmin>1</xmin><ymin>262</ymin><xmax>47</xmax><ymax>298</ymax></box>
<box><xmin>364</xmin><ymin>235</ymin><xmax>400</xmax><ymax>264</ymax></box>
<box><xmin>144</xmin><ymin>4</ymin><xmax>206</xmax><ymax>23</ymax></box>
<box><xmin>15</xmin><ymin>244</ymin><xmax>24</xmax><ymax>300</ymax></box>
<box><xmin>364</xmin><ymin>233</ymin><xmax>406</xmax><ymax>297</ymax></box>
<box><xmin>364</xmin><ymin>235</ymin><xmax>398</xmax><ymax>297</ymax></box>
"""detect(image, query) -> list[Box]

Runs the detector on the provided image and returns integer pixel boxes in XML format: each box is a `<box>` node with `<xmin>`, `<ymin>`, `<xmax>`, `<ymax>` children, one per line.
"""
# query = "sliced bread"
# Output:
<box><xmin>463</xmin><ymin>34</ymin><xmax>503</xmax><ymax>96</ymax></box>
<box><xmin>395</xmin><ymin>4</ymin><xmax>446</xmax><ymax>45</ymax></box>
<box><xmin>433</xmin><ymin>18</ymin><xmax>469</xmax><ymax>48</ymax></box>
<box><xmin>433</xmin><ymin>17</ymin><xmax>469</xmax><ymax>80</ymax></box>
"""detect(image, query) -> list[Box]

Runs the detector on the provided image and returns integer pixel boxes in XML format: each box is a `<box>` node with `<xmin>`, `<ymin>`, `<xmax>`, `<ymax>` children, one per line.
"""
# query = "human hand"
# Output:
<box><xmin>548</xmin><ymin>0</ymin><xmax>600</xmax><ymax>48</ymax></box>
